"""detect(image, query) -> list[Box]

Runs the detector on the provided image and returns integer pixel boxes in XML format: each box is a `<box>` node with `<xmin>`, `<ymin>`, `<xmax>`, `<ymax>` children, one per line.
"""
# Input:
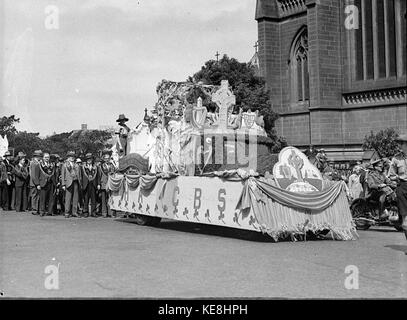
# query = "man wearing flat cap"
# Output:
<box><xmin>29</xmin><ymin>150</ymin><xmax>43</xmax><ymax>215</ymax></box>
<box><xmin>388</xmin><ymin>134</ymin><xmax>407</xmax><ymax>242</ymax></box>
<box><xmin>61</xmin><ymin>151</ymin><xmax>82</xmax><ymax>218</ymax></box>
<box><xmin>81</xmin><ymin>153</ymin><xmax>100</xmax><ymax>217</ymax></box>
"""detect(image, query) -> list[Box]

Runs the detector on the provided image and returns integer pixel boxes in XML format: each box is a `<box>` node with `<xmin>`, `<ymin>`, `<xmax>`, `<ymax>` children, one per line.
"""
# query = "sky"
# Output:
<box><xmin>1</xmin><ymin>0</ymin><xmax>258</xmax><ymax>136</ymax></box>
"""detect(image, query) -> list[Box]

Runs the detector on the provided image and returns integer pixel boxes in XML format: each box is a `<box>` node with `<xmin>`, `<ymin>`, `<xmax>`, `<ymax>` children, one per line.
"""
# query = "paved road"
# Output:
<box><xmin>0</xmin><ymin>211</ymin><xmax>406</xmax><ymax>298</ymax></box>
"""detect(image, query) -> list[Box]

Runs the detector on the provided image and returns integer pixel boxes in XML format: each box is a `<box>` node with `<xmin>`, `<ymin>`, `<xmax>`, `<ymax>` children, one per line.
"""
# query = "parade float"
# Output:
<box><xmin>107</xmin><ymin>80</ymin><xmax>357</xmax><ymax>241</ymax></box>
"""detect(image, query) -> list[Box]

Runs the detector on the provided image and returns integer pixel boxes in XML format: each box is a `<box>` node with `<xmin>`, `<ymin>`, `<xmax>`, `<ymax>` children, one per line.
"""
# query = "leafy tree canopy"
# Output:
<box><xmin>189</xmin><ymin>55</ymin><xmax>286</xmax><ymax>152</ymax></box>
<box><xmin>362</xmin><ymin>128</ymin><xmax>401</xmax><ymax>158</ymax></box>
<box><xmin>0</xmin><ymin>115</ymin><xmax>20</xmax><ymax>137</ymax></box>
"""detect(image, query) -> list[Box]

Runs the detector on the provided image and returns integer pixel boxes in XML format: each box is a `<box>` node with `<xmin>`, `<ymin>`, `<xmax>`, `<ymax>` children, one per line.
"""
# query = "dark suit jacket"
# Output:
<box><xmin>0</xmin><ymin>162</ymin><xmax>8</xmax><ymax>184</ymax></box>
<box><xmin>39</xmin><ymin>162</ymin><xmax>55</xmax><ymax>188</ymax></box>
<box><xmin>81</xmin><ymin>164</ymin><xmax>100</xmax><ymax>190</ymax></box>
<box><xmin>14</xmin><ymin>165</ymin><xmax>29</xmax><ymax>187</ymax></box>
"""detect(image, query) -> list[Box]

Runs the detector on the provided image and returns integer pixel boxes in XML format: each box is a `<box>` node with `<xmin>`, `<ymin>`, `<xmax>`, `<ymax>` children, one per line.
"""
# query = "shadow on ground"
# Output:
<box><xmin>384</xmin><ymin>244</ymin><xmax>407</xmax><ymax>254</ymax></box>
<box><xmin>116</xmin><ymin>218</ymin><xmax>332</xmax><ymax>243</ymax></box>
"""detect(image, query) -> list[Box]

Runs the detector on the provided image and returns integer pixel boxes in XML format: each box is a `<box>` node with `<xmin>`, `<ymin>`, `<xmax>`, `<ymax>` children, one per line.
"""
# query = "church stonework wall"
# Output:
<box><xmin>256</xmin><ymin>0</ymin><xmax>407</xmax><ymax>160</ymax></box>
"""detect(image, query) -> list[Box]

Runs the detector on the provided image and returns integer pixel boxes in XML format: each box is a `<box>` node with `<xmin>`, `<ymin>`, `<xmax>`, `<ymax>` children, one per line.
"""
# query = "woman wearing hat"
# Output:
<box><xmin>14</xmin><ymin>153</ymin><xmax>29</xmax><ymax>212</ymax></box>
<box><xmin>389</xmin><ymin>134</ymin><xmax>407</xmax><ymax>241</ymax></box>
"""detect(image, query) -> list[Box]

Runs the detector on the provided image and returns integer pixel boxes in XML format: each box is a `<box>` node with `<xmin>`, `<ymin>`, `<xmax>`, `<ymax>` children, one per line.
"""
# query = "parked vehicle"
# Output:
<box><xmin>350</xmin><ymin>191</ymin><xmax>403</xmax><ymax>231</ymax></box>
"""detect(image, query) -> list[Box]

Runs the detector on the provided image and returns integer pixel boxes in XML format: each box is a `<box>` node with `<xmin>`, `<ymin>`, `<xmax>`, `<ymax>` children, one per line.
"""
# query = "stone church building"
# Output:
<box><xmin>255</xmin><ymin>0</ymin><xmax>406</xmax><ymax>161</ymax></box>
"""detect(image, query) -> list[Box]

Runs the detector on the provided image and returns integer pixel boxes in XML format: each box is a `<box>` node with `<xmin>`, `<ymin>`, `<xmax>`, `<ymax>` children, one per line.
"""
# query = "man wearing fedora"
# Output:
<box><xmin>98</xmin><ymin>149</ymin><xmax>115</xmax><ymax>217</ymax></box>
<box><xmin>389</xmin><ymin>134</ymin><xmax>407</xmax><ymax>243</ymax></box>
<box><xmin>52</xmin><ymin>154</ymin><xmax>64</xmax><ymax>215</ymax></box>
<box><xmin>116</xmin><ymin>114</ymin><xmax>130</xmax><ymax>157</ymax></box>
<box><xmin>2</xmin><ymin>150</ymin><xmax>15</xmax><ymax>211</ymax></box>
<box><xmin>29</xmin><ymin>150</ymin><xmax>43</xmax><ymax>215</ymax></box>
<box><xmin>14</xmin><ymin>152</ymin><xmax>29</xmax><ymax>212</ymax></box>
<box><xmin>61</xmin><ymin>151</ymin><xmax>82</xmax><ymax>218</ymax></box>
<box><xmin>81</xmin><ymin>153</ymin><xmax>100</xmax><ymax>217</ymax></box>
<box><xmin>0</xmin><ymin>156</ymin><xmax>9</xmax><ymax>210</ymax></box>
<box><xmin>38</xmin><ymin>152</ymin><xmax>56</xmax><ymax>216</ymax></box>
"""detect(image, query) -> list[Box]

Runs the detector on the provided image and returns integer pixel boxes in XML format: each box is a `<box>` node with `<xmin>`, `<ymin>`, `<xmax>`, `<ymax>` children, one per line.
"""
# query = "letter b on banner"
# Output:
<box><xmin>194</xmin><ymin>188</ymin><xmax>202</xmax><ymax>209</ymax></box>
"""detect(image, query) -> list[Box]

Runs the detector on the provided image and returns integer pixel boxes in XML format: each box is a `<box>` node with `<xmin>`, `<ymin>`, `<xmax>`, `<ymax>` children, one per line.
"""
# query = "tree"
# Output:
<box><xmin>67</xmin><ymin>130</ymin><xmax>112</xmax><ymax>157</ymax></box>
<box><xmin>362</xmin><ymin>128</ymin><xmax>401</xmax><ymax>158</ymax></box>
<box><xmin>189</xmin><ymin>55</ymin><xmax>286</xmax><ymax>151</ymax></box>
<box><xmin>42</xmin><ymin>132</ymin><xmax>72</xmax><ymax>157</ymax></box>
<box><xmin>0</xmin><ymin>115</ymin><xmax>20</xmax><ymax>137</ymax></box>
<box><xmin>9</xmin><ymin>131</ymin><xmax>44</xmax><ymax>157</ymax></box>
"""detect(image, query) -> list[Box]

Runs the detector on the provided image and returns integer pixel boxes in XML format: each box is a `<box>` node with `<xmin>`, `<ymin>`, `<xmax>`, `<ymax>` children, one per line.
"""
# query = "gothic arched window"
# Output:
<box><xmin>290</xmin><ymin>28</ymin><xmax>309</xmax><ymax>103</ymax></box>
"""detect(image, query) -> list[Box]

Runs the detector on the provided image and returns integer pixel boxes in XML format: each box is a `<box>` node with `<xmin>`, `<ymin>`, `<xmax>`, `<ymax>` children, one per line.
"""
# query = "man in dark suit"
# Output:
<box><xmin>38</xmin><ymin>152</ymin><xmax>56</xmax><ymax>216</ymax></box>
<box><xmin>81</xmin><ymin>153</ymin><xmax>100</xmax><ymax>217</ymax></box>
<box><xmin>14</xmin><ymin>153</ymin><xmax>29</xmax><ymax>212</ymax></box>
<box><xmin>61</xmin><ymin>151</ymin><xmax>81</xmax><ymax>218</ymax></box>
<box><xmin>29</xmin><ymin>150</ymin><xmax>42</xmax><ymax>215</ymax></box>
<box><xmin>0</xmin><ymin>156</ymin><xmax>9</xmax><ymax>210</ymax></box>
<box><xmin>3</xmin><ymin>151</ymin><xmax>15</xmax><ymax>211</ymax></box>
<box><xmin>52</xmin><ymin>155</ymin><xmax>64</xmax><ymax>215</ymax></box>
<box><xmin>98</xmin><ymin>149</ymin><xmax>115</xmax><ymax>217</ymax></box>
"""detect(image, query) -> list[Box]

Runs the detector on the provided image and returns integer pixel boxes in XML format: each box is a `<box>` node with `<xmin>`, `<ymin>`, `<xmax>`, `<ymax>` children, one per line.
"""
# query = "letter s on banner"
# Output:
<box><xmin>218</xmin><ymin>189</ymin><xmax>226</xmax><ymax>212</ymax></box>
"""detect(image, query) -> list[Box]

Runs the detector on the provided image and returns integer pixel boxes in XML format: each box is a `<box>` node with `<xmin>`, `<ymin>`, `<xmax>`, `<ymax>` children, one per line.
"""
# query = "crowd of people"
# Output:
<box><xmin>0</xmin><ymin>149</ymin><xmax>117</xmax><ymax>218</ymax></box>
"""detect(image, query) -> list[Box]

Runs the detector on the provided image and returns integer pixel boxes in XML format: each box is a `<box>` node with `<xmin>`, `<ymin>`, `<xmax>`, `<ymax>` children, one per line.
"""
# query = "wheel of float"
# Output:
<box><xmin>350</xmin><ymin>199</ymin><xmax>372</xmax><ymax>230</ymax></box>
<box><xmin>134</xmin><ymin>214</ymin><xmax>161</xmax><ymax>227</ymax></box>
<box><xmin>148</xmin><ymin>216</ymin><xmax>162</xmax><ymax>227</ymax></box>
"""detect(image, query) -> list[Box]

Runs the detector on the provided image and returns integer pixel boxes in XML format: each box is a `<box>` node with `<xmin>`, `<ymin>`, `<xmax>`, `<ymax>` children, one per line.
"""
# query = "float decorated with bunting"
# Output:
<box><xmin>107</xmin><ymin>80</ymin><xmax>357</xmax><ymax>241</ymax></box>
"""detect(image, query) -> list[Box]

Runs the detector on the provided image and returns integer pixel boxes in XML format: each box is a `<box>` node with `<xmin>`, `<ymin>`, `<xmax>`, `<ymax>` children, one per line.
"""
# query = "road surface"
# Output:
<box><xmin>0</xmin><ymin>211</ymin><xmax>406</xmax><ymax>298</ymax></box>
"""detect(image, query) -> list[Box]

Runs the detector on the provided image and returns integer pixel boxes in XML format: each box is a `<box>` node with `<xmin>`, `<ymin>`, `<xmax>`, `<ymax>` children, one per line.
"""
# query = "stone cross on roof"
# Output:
<box><xmin>211</xmin><ymin>80</ymin><xmax>236</xmax><ymax>131</ymax></box>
